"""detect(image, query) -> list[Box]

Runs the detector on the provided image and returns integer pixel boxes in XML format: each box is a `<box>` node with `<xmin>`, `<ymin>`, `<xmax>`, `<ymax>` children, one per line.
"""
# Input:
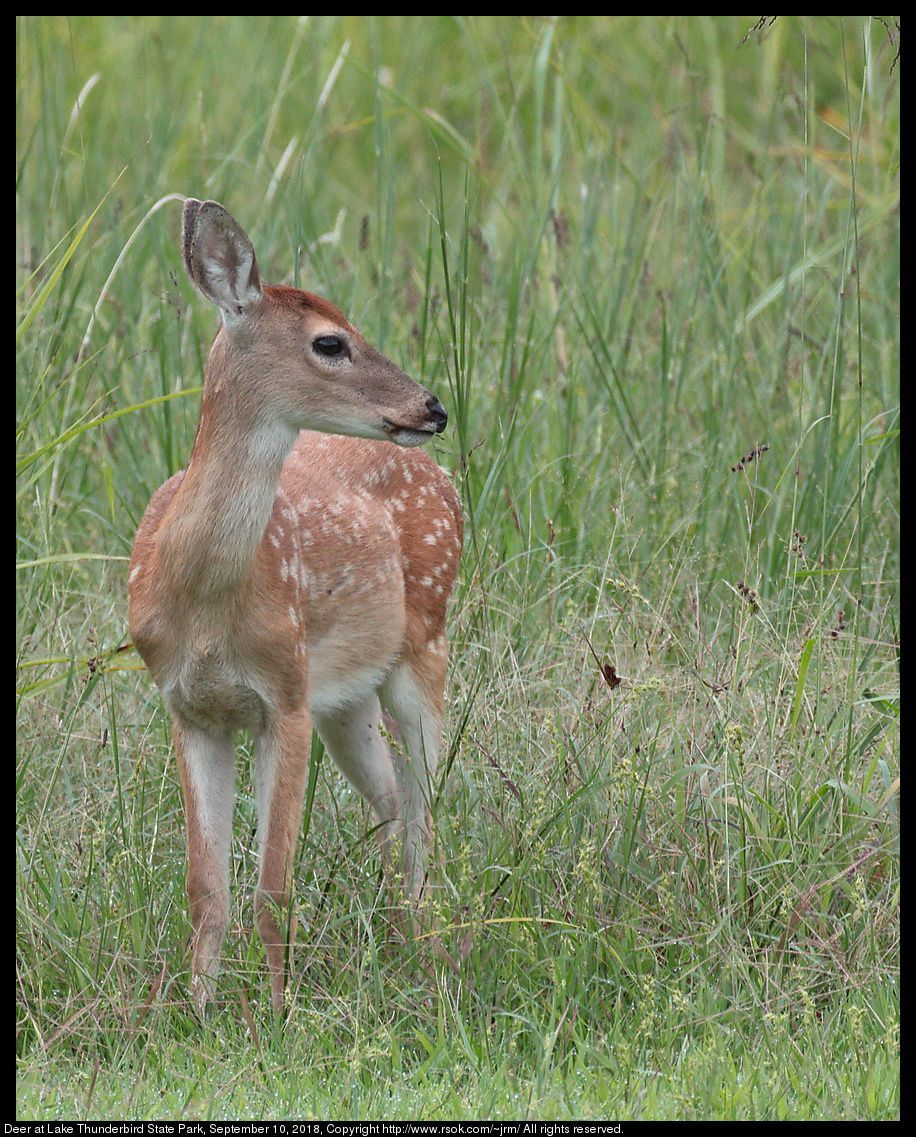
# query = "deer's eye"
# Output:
<box><xmin>313</xmin><ymin>335</ymin><xmax>345</xmax><ymax>357</ymax></box>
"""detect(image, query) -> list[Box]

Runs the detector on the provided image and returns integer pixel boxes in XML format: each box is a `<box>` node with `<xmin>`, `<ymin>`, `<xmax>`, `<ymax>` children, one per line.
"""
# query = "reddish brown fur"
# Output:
<box><xmin>129</xmin><ymin>200</ymin><xmax>461</xmax><ymax>1013</ymax></box>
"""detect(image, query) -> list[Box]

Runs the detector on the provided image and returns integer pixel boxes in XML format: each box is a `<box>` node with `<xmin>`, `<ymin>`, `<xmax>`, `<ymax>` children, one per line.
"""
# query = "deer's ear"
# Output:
<box><xmin>182</xmin><ymin>198</ymin><xmax>263</xmax><ymax>321</ymax></box>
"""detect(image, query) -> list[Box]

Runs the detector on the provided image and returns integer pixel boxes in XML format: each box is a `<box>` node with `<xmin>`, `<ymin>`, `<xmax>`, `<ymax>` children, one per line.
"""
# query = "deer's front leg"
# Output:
<box><xmin>253</xmin><ymin>709</ymin><xmax>312</xmax><ymax>1012</ymax></box>
<box><xmin>175</xmin><ymin>721</ymin><xmax>236</xmax><ymax>1015</ymax></box>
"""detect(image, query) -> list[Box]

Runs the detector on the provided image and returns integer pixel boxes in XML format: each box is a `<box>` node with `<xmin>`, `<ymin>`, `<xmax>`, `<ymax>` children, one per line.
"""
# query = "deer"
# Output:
<box><xmin>128</xmin><ymin>199</ymin><xmax>463</xmax><ymax>1014</ymax></box>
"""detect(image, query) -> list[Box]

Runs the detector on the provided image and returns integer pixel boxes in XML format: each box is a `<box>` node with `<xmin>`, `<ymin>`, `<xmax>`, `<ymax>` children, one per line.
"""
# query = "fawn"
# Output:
<box><xmin>129</xmin><ymin>199</ymin><xmax>462</xmax><ymax>1012</ymax></box>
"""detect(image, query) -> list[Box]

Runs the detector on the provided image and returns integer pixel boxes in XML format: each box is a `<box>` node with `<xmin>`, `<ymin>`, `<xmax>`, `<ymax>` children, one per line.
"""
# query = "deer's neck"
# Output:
<box><xmin>156</xmin><ymin>371</ymin><xmax>298</xmax><ymax>603</ymax></box>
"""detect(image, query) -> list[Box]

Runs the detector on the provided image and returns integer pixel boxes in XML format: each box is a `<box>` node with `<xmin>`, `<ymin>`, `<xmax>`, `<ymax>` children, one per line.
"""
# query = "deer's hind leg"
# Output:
<box><xmin>380</xmin><ymin>642</ymin><xmax>448</xmax><ymax>903</ymax></box>
<box><xmin>312</xmin><ymin>693</ymin><xmax>406</xmax><ymax>891</ymax></box>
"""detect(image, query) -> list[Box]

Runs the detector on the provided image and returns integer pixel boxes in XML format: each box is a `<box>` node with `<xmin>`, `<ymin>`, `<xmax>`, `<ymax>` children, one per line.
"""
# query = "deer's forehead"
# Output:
<box><xmin>263</xmin><ymin>285</ymin><xmax>359</xmax><ymax>334</ymax></box>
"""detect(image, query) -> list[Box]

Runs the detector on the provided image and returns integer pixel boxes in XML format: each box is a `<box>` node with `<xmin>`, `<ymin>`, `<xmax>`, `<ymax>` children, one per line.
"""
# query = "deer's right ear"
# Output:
<box><xmin>182</xmin><ymin>198</ymin><xmax>263</xmax><ymax>322</ymax></box>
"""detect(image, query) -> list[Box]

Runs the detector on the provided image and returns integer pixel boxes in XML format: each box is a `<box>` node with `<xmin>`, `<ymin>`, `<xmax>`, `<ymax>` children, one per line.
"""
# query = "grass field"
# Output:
<box><xmin>16</xmin><ymin>15</ymin><xmax>899</xmax><ymax>1121</ymax></box>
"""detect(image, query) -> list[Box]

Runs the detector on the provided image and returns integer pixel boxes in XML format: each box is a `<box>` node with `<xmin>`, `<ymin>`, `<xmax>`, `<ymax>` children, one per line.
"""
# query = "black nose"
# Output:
<box><xmin>426</xmin><ymin>395</ymin><xmax>448</xmax><ymax>433</ymax></box>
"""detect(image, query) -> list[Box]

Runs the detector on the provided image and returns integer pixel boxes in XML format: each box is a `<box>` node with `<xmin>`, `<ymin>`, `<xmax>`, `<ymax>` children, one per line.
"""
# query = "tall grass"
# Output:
<box><xmin>17</xmin><ymin>16</ymin><xmax>898</xmax><ymax>1120</ymax></box>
